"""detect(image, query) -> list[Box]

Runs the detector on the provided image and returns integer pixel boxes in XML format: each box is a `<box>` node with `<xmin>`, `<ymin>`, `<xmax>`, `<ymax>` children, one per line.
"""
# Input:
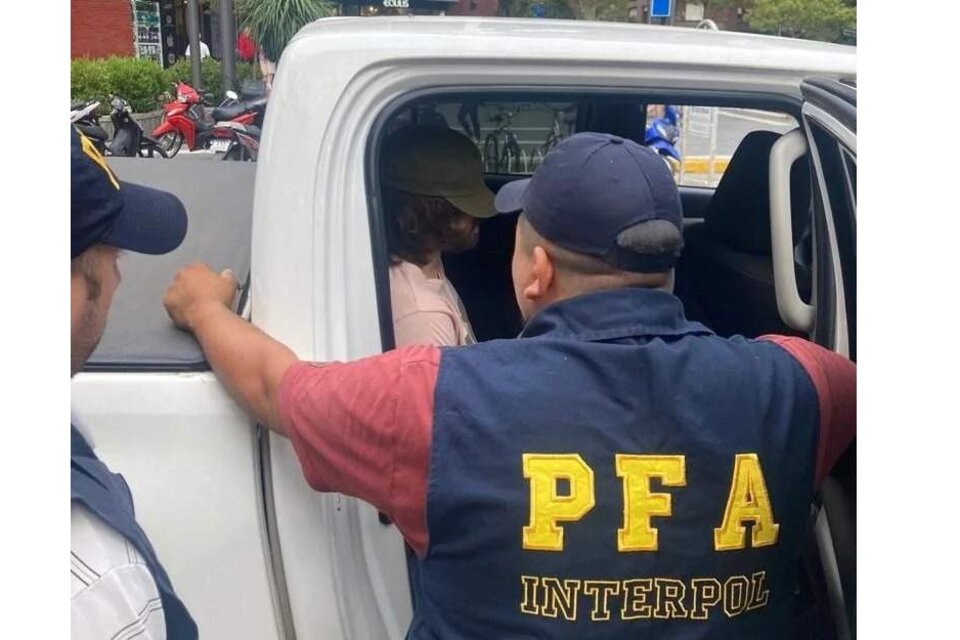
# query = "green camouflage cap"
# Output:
<box><xmin>381</xmin><ymin>125</ymin><xmax>497</xmax><ymax>219</ymax></box>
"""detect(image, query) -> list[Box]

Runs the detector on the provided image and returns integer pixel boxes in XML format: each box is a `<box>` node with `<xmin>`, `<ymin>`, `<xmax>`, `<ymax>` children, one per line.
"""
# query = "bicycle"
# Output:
<box><xmin>482</xmin><ymin>105</ymin><xmax>528</xmax><ymax>174</ymax></box>
<box><xmin>529</xmin><ymin>104</ymin><xmax>575</xmax><ymax>171</ymax></box>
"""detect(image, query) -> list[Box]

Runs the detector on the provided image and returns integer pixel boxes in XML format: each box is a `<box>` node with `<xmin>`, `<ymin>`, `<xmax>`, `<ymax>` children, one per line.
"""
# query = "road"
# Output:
<box><xmin>681</xmin><ymin>108</ymin><xmax>796</xmax><ymax>157</ymax></box>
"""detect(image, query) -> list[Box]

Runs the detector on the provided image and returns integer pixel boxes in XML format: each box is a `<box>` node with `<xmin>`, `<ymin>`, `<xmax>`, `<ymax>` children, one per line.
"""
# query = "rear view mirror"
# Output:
<box><xmin>226</xmin><ymin>90</ymin><xmax>239</xmax><ymax>101</ymax></box>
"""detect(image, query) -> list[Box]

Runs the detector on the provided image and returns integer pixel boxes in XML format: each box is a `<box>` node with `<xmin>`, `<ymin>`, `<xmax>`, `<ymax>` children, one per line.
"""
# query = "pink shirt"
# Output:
<box><xmin>389</xmin><ymin>260</ymin><xmax>475</xmax><ymax>347</ymax></box>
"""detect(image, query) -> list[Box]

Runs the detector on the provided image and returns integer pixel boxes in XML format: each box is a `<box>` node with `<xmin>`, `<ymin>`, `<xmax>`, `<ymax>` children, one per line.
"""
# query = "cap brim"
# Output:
<box><xmin>494</xmin><ymin>178</ymin><xmax>531</xmax><ymax>214</ymax></box>
<box><xmin>102</xmin><ymin>181</ymin><xmax>188</xmax><ymax>255</ymax></box>
<box><xmin>446</xmin><ymin>185</ymin><xmax>498</xmax><ymax>219</ymax></box>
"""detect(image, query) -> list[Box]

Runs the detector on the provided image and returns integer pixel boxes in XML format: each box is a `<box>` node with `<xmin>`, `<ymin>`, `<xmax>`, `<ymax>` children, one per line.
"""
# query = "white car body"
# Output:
<box><xmin>73</xmin><ymin>17</ymin><xmax>856</xmax><ymax>640</ymax></box>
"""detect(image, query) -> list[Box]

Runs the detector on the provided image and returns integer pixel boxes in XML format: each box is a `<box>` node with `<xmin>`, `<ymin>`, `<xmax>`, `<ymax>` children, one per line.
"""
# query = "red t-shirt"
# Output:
<box><xmin>236</xmin><ymin>32</ymin><xmax>256</xmax><ymax>61</ymax></box>
<box><xmin>277</xmin><ymin>338</ymin><xmax>855</xmax><ymax>556</ymax></box>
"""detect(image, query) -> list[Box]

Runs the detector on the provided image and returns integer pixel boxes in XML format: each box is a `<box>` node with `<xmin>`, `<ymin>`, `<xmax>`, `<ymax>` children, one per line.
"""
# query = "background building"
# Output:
<box><xmin>71</xmin><ymin>0</ymin><xmax>225</xmax><ymax>67</ymax></box>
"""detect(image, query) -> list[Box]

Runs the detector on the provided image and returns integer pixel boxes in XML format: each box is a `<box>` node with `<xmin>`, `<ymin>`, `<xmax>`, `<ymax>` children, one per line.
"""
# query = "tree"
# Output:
<box><xmin>236</xmin><ymin>0</ymin><xmax>336</xmax><ymax>61</ymax></box>
<box><xmin>498</xmin><ymin>0</ymin><xmax>575</xmax><ymax>18</ymax></box>
<box><xmin>499</xmin><ymin>0</ymin><xmax>633</xmax><ymax>22</ymax></box>
<box><xmin>745</xmin><ymin>0</ymin><xmax>856</xmax><ymax>42</ymax></box>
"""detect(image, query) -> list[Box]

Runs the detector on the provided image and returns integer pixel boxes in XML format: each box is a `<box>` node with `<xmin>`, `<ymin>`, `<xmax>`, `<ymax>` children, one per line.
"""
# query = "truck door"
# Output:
<box><xmin>72</xmin><ymin>160</ymin><xmax>282</xmax><ymax>639</ymax></box>
<box><xmin>770</xmin><ymin>76</ymin><xmax>856</xmax><ymax>639</ymax></box>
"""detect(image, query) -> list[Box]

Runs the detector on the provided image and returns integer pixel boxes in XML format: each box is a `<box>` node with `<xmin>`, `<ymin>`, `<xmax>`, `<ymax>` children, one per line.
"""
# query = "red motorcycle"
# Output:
<box><xmin>214</xmin><ymin>121</ymin><xmax>260</xmax><ymax>162</ymax></box>
<box><xmin>152</xmin><ymin>82</ymin><xmax>267</xmax><ymax>157</ymax></box>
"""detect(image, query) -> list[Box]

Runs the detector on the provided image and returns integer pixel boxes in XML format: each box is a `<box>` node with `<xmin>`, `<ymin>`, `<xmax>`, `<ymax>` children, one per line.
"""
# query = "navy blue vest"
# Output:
<box><xmin>71</xmin><ymin>426</ymin><xmax>198</xmax><ymax>639</ymax></box>
<box><xmin>409</xmin><ymin>289</ymin><xmax>819</xmax><ymax>639</ymax></box>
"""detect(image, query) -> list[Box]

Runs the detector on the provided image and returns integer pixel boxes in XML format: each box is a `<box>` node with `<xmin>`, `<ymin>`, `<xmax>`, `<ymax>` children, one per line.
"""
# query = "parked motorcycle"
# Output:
<box><xmin>214</xmin><ymin>121</ymin><xmax>260</xmax><ymax>162</ymax></box>
<box><xmin>153</xmin><ymin>82</ymin><xmax>267</xmax><ymax>157</ymax></box>
<box><xmin>106</xmin><ymin>96</ymin><xmax>168</xmax><ymax>158</ymax></box>
<box><xmin>71</xmin><ymin>101</ymin><xmax>109</xmax><ymax>154</ymax></box>
<box><xmin>645</xmin><ymin>104</ymin><xmax>682</xmax><ymax>165</ymax></box>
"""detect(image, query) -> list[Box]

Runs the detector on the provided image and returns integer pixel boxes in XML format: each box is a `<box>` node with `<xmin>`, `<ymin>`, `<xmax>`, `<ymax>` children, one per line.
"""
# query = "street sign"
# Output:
<box><xmin>650</xmin><ymin>0</ymin><xmax>672</xmax><ymax>18</ymax></box>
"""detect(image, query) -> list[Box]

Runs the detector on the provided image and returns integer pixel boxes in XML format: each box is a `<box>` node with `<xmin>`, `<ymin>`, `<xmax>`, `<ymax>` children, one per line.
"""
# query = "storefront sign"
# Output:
<box><xmin>132</xmin><ymin>0</ymin><xmax>162</xmax><ymax>64</ymax></box>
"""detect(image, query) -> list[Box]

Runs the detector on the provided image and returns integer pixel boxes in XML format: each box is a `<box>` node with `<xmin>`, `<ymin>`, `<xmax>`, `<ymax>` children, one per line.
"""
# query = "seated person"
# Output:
<box><xmin>381</xmin><ymin>125</ymin><xmax>496</xmax><ymax>347</ymax></box>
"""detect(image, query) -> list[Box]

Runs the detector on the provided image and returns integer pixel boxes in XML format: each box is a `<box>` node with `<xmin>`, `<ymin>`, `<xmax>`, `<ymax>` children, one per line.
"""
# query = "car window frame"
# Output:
<box><xmin>365</xmin><ymin>86</ymin><xmax>805</xmax><ymax>352</ymax></box>
<box><xmin>803</xmin><ymin>100</ymin><xmax>856</xmax><ymax>359</ymax></box>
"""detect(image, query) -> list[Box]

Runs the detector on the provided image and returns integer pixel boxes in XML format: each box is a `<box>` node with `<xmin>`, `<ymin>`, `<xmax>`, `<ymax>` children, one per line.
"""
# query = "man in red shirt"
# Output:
<box><xmin>164</xmin><ymin>133</ymin><xmax>854</xmax><ymax>638</ymax></box>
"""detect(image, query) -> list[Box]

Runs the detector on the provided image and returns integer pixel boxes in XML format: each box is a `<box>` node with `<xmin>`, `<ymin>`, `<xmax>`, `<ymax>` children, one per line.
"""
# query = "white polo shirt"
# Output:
<box><xmin>71</xmin><ymin>420</ymin><xmax>166</xmax><ymax>639</ymax></box>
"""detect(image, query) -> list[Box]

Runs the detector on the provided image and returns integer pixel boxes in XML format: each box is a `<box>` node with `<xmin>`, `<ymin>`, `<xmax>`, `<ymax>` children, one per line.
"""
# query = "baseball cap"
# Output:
<box><xmin>71</xmin><ymin>126</ymin><xmax>187</xmax><ymax>259</ymax></box>
<box><xmin>381</xmin><ymin>125</ymin><xmax>496</xmax><ymax>219</ymax></box>
<box><xmin>495</xmin><ymin>132</ymin><xmax>683</xmax><ymax>273</ymax></box>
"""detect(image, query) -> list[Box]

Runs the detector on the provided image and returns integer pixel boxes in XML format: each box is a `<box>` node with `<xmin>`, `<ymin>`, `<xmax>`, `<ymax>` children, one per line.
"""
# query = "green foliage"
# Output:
<box><xmin>498</xmin><ymin>0</ymin><xmax>575</xmax><ymax>19</ymax></box>
<box><xmin>71</xmin><ymin>59</ymin><xmax>109</xmax><ymax>109</ymax></box>
<box><xmin>237</xmin><ymin>0</ymin><xmax>335</xmax><ymax>62</ymax></box>
<box><xmin>71</xmin><ymin>57</ymin><xmax>167</xmax><ymax>113</ymax></box>
<box><xmin>500</xmin><ymin>0</ymin><xmax>638</xmax><ymax>21</ymax></box>
<box><xmin>72</xmin><ymin>57</ymin><xmax>258</xmax><ymax>113</ymax></box>
<box><xmin>163</xmin><ymin>57</ymin><xmax>258</xmax><ymax>100</ymax></box>
<box><xmin>746</xmin><ymin>0</ymin><xmax>856</xmax><ymax>42</ymax></box>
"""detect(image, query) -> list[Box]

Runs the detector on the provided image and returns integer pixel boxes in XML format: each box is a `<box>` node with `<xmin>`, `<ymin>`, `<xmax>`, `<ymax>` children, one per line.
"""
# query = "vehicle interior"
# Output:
<box><xmin>368</xmin><ymin>89</ymin><xmax>855</xmax><ymax>637</ymax></box>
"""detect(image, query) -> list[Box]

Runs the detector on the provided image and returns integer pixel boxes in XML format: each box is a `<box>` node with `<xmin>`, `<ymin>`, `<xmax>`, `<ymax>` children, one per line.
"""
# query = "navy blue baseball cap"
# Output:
<box><xmin>495</xmin><ymin>132</ymin><xmax>683</xmax><ymax>273</ymax></box>
<box><xmin>71</xmin><ymin>126</ymin><xmax>187</xmax><ymax>259</ymax></box>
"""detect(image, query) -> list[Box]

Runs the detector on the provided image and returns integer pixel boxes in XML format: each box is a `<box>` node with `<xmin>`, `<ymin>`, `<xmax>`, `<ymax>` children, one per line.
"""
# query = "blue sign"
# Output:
<box><xmin>650</xmin><ymin>0</ymin><xmax>672</xmax><ymax>18</ymax></box>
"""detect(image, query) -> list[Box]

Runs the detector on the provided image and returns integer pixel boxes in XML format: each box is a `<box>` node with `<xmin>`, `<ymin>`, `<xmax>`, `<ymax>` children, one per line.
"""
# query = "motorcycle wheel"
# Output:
<box><xmin>223</xmin><ymin>144</ymin><xmax>253</xmax><ymax>162</ymax></box>
<box><xmin>139</xmin><ymin>143</ymin><xmax>169</xmax><ymax>159</ymax></box>
<box><xmin>158</xmin><ymin>132</ymin><xmax>183</xmax><ymax>158</ymax></box>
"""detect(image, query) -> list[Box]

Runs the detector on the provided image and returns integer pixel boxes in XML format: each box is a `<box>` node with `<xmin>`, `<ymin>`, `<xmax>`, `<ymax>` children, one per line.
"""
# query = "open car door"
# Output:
<box><xmin>769</xmin><ymin>76</ymin><xmax>856</xmax><ymax>638</ymax></box>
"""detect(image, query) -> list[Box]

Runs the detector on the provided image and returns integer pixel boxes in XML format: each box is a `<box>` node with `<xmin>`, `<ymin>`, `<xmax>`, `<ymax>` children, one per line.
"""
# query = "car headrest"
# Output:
<box><xmin>704</xmin><ymin>129</ymin><xmax>811</xmax><ymax>255</ymax></box>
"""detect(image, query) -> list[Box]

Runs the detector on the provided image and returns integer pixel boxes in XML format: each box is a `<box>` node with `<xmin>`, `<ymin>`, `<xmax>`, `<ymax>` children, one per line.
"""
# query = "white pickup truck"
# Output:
<box><xmin>73</xmin><ymin>16</ymin><xmax>857</xmax><ymax>640</ymax></box>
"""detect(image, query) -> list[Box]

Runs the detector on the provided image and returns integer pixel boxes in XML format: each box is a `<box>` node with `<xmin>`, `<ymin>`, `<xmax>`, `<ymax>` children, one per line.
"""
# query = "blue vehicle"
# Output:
<box><xmin>645</xmin><ymin>104</ymin><xmax>681</xmax><ymax>163</ymax></box>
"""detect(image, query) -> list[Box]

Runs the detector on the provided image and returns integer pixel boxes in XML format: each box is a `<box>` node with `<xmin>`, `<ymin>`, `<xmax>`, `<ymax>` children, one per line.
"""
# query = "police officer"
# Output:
<box><xmin>163</xmin><ymin>132</ymin><xmax>855</xmax><ymax>638</ymax></box>
<box><xmin>71</xmin><ymin>127</ymin><xmax>196</xmax><ymax>639</ymax></box>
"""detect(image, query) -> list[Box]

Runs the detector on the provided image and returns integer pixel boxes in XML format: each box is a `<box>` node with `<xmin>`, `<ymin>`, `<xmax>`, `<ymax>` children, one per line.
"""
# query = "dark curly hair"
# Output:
<box><xmin>384</xmin><ymin>187</ymin><xmax>474</xmax><ymax>266</ymax></box>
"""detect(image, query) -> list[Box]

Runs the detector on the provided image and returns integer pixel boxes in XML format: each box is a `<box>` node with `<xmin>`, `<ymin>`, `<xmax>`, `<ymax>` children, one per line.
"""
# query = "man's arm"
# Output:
<box><xmin>163</xmin><ymin>263</ymin><xmax>439</xmax><ymax>555</ymax></box>
<box><xmin>761</xmin><ymin>335</ymin><xmax>856</xmax><ymax>486</ymax></box>
<box><xmin>394</xmin><ymin>310</ymin><xmax>459</xmax><ymax>348</ymax></box>
<box><xmin>163</xmin><ymin>264</ymin><xmax>297</xmax><ymax>434</ymax></box>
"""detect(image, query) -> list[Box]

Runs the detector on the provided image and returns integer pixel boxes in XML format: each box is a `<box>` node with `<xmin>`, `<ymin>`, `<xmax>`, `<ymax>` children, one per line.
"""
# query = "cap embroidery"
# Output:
<box><xmin>79</xmin><ymin>131</ymin><xmax>120</xmax><ymax>190</ymax></box>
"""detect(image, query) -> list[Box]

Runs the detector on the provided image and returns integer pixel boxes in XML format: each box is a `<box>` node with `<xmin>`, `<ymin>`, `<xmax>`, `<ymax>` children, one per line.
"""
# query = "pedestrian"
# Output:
<box><xmin>71</xmin><ymin>127</ymin><xmax>196</xmax><ymax>640</ymax></box>
<box><xmin>184</xmin><ymin>34</ymin><xmax>210</xmax><ymax>60</ymax></box>
<box><xmin>163</xmin><ymin>132</ymin><xmax>855</xmax><ymax>638</ymax></box>
<box><xmin>258</xmin><ymin>48</ymin><xmax>276</xmax><ymax>93</ymax></box>
<box><xmin>236</xmin><ymin>29</ymin><xmax>256</xmax><ymax>62</ymax></box>
<box><xmin>382</xmin><ymin>125</ymin><xmax>496</xmax><ymax>347</ymax></box>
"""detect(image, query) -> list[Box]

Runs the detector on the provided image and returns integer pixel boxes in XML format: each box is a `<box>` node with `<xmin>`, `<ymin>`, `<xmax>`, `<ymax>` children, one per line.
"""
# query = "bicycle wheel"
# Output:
<box><xmin>530</xmin><ymin>148</ymin><xmax>547</xmax><ymax>172</ymax></box>
<box><xmin>503</xmin><ymin>136</ymin><xmax>524</xmax><ymax>173</ymax></box>
<box><xmin>483</xmin><ymin>134</ymin><xmax>500</xmax><ymax>172</ymax></box>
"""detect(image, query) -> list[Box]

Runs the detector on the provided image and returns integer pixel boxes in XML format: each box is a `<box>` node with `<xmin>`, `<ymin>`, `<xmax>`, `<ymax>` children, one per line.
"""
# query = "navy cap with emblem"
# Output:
<box><xmin>494</xmin><ymin>132</ymin><xmax>683</xmax><ymax>273</ymax></box>
<box><xmin>72</xmin><ymin>126</ymin><xmax>187</xmax><ymax>259</ymax></box>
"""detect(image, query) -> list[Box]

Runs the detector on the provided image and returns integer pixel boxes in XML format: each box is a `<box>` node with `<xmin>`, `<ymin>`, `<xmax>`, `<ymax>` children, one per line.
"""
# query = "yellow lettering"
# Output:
<box><xmin>520</xmin><ymin>575</ymin><xmax>540</xmax><ymax>615</ymax></box>
<box><xmin>522</xmin><ymin>454</ymin><xmax>595</xmax><ymax>551</ymax></box>
<box><xmin>723</xmin><ymin>576</ymin><xmax>750</xmax><ymax>618</ymax></box>
<box><xmin>690</xmin><ymin>578</ymin><xmax>723</xmax><ymax>620</ymax></box>
<box><xmin>714</xmin><ymin>454</ymin><xmax>780</xmax><ymax>551</ymax></box>
<box><xmin>541</xmin><ymin>577</ymin><xmax>581</xmax><ymax>621</ymax></box>
<box><xmin>582</xmin><ymin>581</ymin><xmax>620</xmax><ymax>621</ymax></box>
<box><xmin>616</xmin><ymin>454</ymin><xmax>686</xmax><ymax>552</ymax></box>
<box><xmin>654</xmin><ymin>578</ymin><xmax>689</xmax><ymax>619</ymax></box>
<box><xmin>621</xmin><ymin>579</ymin><xmax>654</xmax><ymax>620</ymax></box>
<box><xmin>747</xmin><ymin>571</ymin><xmax>770</xmax><ymax>610</ymax></box>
